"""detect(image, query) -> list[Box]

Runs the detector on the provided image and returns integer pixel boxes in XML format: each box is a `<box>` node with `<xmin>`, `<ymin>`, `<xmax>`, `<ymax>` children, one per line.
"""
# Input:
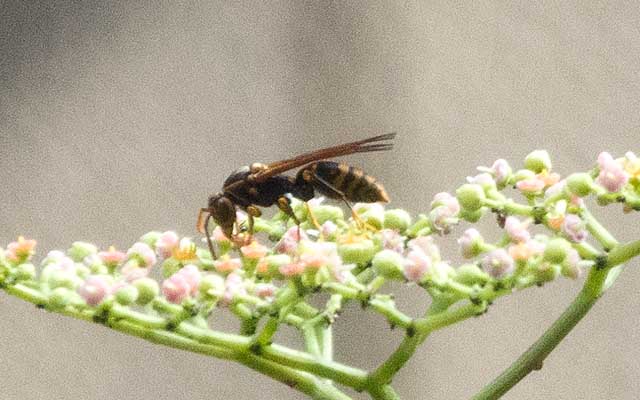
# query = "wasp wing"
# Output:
<box><xmin>250</xmin><ymin>133</ymin><xmax>396</xmax><ymax>183</ymax></box>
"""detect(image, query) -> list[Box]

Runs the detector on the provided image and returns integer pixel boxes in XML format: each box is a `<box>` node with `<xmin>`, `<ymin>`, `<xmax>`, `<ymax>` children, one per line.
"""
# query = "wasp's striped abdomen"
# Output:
<box><xmin>298</xmin><ymin>161</ymin><xmax>389</xmax><ymax>203</ymax></box>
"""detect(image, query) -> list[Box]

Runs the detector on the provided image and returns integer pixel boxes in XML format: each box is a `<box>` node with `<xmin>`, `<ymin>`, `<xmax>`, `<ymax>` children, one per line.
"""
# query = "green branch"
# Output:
<box><xmin>473</xmin><ymin>237</ymin><xmax>640</xmax><ymax>399</ymax></box>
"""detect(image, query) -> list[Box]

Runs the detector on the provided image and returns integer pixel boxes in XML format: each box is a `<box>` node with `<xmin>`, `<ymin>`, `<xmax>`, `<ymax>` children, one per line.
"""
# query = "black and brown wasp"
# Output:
<box><xmin>197</xmin><ymin>133</ymin><xmax>396</xmax><ymax>258</ymax></box>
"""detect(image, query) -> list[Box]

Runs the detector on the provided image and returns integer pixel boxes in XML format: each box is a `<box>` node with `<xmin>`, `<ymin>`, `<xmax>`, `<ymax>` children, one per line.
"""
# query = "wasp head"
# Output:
<box><xmin>207</xmin><ymin>193</ymin><xmax>236</xmax><ymax>239</ymax></box>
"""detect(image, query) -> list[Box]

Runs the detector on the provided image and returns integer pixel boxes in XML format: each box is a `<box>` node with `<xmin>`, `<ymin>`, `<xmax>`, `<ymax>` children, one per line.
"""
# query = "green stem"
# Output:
<box><xmin>366</xmin><ymin>298</ymin><xmax>479</xmax><ymax>389</ymax></box>
<box><xmin>262</xmin><ymin>344</ymin><xmax>368</xmax><ymax>389</ymax></box>
<box><xmin>368</xmin><ymin>384</ymin><xmax>401</xmax><ymax>400</ymax></box>
<box><xmin>582</xmin><ymin>208</ymin><xmax>619</xmax><ymax>250</ymax></box>
<box><xmin>472</xmin><ymin>268</ymin><xmax>605</xmax><ymax>400</ymax></box>
<box><xmin>473</xmin><ymin>238</ymin><xmax>640</xmax><ymax>399</ymax></box>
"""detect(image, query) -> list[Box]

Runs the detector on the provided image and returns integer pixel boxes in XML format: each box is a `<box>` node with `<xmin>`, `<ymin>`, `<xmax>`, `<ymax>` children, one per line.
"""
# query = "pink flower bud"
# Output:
<box><xmin>213</xmin><ymin>256</ymin><xmax>242</xmax><ymax>273</ymax></box>
<box><xmin>431</xmin><ymin>192</ymin><xmax>461</xmax><ymax>215</ymax></box>
<box><xmin>254</xmin><ymin>283</ymin><xmax>276</xmax><ymax>300</ymax></box>
<box><xmin>561</xmin><ymin>214</ymin><xmax>588</xmax><ymax>242</ymax></box>
<box><xmin>177</xmin><ymin>264</ymin><xmax>202</xmax><ymax>296</ymax></box>
<box><xmin>516</xmin><ymin>177</ymin><xmax>546</xmax><ymax>194</ymax></box>
<box><xmin>403</xmin><ymin>249</ymin><xmax>431</xmax><ymax>282</ymax></box>
<box><xmin>596</xmin><ymin>152</ymin><xmax>629</xmax><ymax>192</ymax></box>
<box><xmin>504</xmin><ymin>216</ymin><xmax>531</xmax><ymax>243</ymax></box>
<box><xmin>458</xmin><ymin>228</ymin><xmax>482</xmax><ymax>259</ymax></box>
<box><xmin>98</xmin><ymin>246</ymin><xmax>126</xmax><ymax>266</ymax></box>
<box><xmin>162</xmin><ymin>274</ymin><xmax>191</xmax><ymax>304</ymax></box>
<box><xmin>78</xmin><ymin>275</ymin><xmax>111</xmax><ymax>306</ymax></box>
<box><xmin>127</xmin><ymin>242</ymin><xmax>157</xmax><ymax>267</ymax></box>
<box><xmin>240</xmin><ymin>241</ymin><xmax>269</xmax><ymax>259</ymax></box>
<box><xmin>482</xmin><ymin>249</ymin><xmax>514</xmax><ymax>279</ymax></box>
<box><xmin>155</xmin><ymin>231</ymin><xmax>179</xmax><ymax>258</ymax></box>
<box><xmin>490</xmin><ymin>159</ymin><xmax>512</xmax><ymax>185</ymax></box>
<box><xmin>275</xmin><ymin>226</ymin><xmax>307</xmax><ymax>254</ymax></box>
<box><xmin>380</xmin><ymin>229</ymin><xmax>405</xmax><ymax>253</ymax></box>
<box><xmin>6</xmin><ymin>236</ymin><xmax>37</xmax><ymax>263</ymax></box>
<box><xmin>279</xmin><ymin>261</ymin><xmax>306</xmax><ymax>277</ymax></box>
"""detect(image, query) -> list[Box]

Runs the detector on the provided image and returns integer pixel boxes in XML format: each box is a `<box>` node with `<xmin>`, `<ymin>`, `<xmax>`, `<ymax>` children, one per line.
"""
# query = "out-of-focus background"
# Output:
<box><xmin>1</xmin><ymin>2</ymin><xmax>639</xmax><ymax>399</ymax></box>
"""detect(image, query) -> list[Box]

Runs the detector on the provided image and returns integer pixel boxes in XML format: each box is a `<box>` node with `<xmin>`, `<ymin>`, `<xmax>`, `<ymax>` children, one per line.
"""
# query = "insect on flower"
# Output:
<box><xmin>197</xmin><ymin>133</ymin><xmax>396</xmax><ymax>258</ymax></box>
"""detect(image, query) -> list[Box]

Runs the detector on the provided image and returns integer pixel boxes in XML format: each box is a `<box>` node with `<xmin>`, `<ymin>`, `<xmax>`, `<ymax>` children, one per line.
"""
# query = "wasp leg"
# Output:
<box><xmin>203</xmin><ymin>213</ymin><xmax>217</xmax><ymax>260</ymax></box>
<box><xmin>306</xmin><ymin>172</ymin><xmax>374</xmax><ymax>231</ymax></box>
<box><xmin>277</xmin><ymin>196</ymin><xmax>301</xmax><ymax>226</ymax></box>
<box><xmin>197</xmin><ymin>208</ymin><xmax>210</xmax><ymax>234</ymax></box>
<box><xmin>305</xmin><ymin>203</ymin><xmax>322</xmax><ymax>230</ymax></box>
<box><xmin>246</xmin><ymin>205</ymin><xmax>262</xmax><ymax>237</ymax></box>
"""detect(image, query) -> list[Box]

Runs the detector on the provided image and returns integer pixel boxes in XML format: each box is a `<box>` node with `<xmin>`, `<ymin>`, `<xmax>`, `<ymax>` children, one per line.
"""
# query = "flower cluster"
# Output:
<box><xmin>0</xmin><ymin>150</ymin><xmax>637</xmax><ymax>338</ymax></box>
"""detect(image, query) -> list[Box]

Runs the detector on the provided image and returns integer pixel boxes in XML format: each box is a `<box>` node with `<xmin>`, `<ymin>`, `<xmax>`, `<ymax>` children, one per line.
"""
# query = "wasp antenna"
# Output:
<box><xmin>355</xmin><ymin>143</ymin><xmax>394</xmax><ymax>153</ymax></box>
<box><xmin>358</xmin><ymin>132</ymin><xmax>396</xmax><ymax>144</ymax></box>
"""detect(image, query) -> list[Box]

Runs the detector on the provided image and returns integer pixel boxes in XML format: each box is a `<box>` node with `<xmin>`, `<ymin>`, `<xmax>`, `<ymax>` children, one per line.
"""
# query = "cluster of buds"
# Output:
<box><xmin>0</xmin><ymin>150</ymin><xmax>638</xmax><ymax>333</ymax></box>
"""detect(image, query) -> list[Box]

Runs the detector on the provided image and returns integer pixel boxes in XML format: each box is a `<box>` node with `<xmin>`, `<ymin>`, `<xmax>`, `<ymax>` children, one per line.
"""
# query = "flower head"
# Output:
<box><xmin>275</xmin><ymin>226</ymin><xmax>307</xmax><ymax>254</ymax></box>
<box><xmin>489</xmin><ymin>159</ymin><xmax>512</xmax><ymax>186</ymax></box>
<box><xmin>403</xmin><ymin>249</ymin><xmax>431</xmax><ymax>282</ymax></box>
<box><xmin>481</xmin><ymin>248</ymin><xmax>515</xmax><ymax>279</ymax></box>
<box><xmin>213</xmin><ymin>256</ymin><xmax>242</xmax><ymax>273</ymax></box>
<box><xmin>596</xmin><ymin>152</ymin><xmax>629</xmax><ymax>192</ymax></box>
<box><xmin>561</xmin><ymin>214</ymin><xmax>588</xmax><ymax>243</ymax></box>
<box><xmin>458</xmin><ymin>228</ymin><xmax>483</xmax><ymax>259</ymax></box>
<box><xmin>155</xmin><ymin>231</ymin><xmax>179</xmax><ymax>258</ymax></box>
<box><xmin>504</xmin><ymin>216</ymin><xmax>531</xmax><ymax>243</ymax></box>
<box><xmin>78</xmin><ymin>275</ymin><xmax>112</xmax><ymax>306</ymax></box>
<box><xmin>172</xmin><ymin>238</ymin><xmax>197</xmax><ymax>261</ymax></box>
<box><xmin>240</xmin><ymin>240</ymin><xmax>269</xmax><ymax>259</ymax></box>
<box><xmin>161</xmin><ymin>264</ymin><xmax>201</xmax><ymax>304</ymax></box>
<box><xmin>6</xmin><ymin>236</ymin><xmax>37</xmax><ymax>263</ymax></box>
<box><xmin>127</xmin><ymin>242</ymin><xmax>157</xmax><ymax>268</ymax></box>
<box><xmin>98</xmin><ymin>246</ymin><xmax>126</xmax><ymax>266</ymax></box>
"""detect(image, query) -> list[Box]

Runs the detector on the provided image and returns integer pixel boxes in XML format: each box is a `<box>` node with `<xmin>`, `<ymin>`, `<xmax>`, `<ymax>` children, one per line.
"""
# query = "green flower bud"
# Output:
<box><xmin>75</xmin><ymin>264</ymin><xmax>91</xmax><ymax>279</ymax></box>
<box><xmin>313</xmin><ymin>205</ymin><xmax>345</xmax><ymax>225</ymax></box>
<box><xmin>456</xmin><ymin>184</ymin><xmax>486</xmax><ymax>211</ymax></box>
<box><xmin>114</xmin><ymin>285</ymin><xmax>139</xmax><ymax>305</ymax></box>
<box><xmin>535</xmin><ymin>262</ymin><xmax>561</xmax><ymax>283</ymax></box>
<box><xmin>405</xmin><ymin>214</ymin><xmax>430</xmax><ymax>237</ymax></box>
<box><xmin>140</xmin><ymin>231</ymin><xmax>162</xmax><ymax>248</ymax></box>
<box><xmin>14</xmin><ymin>263</ymin><xmax>36</xmax><ymax>281</ymax></box>
<box><xmin>524</xmin><ymin>150</ymin><xmax>552</xmax><ymax>173</ymax></box>
<box><xmin>48</xmin><ymin>270</ymin><xmax>83</xmax><ymax>290</ymax></box>
<box><xmin>162</xmin><ymin>257</ymin><xmax>182</xmax><ymax>278</ymax></box>
<box><xmin>199</xmin><ymin>274</ymin><xmax>225</xmax><ymax>299</ymax></box>
<box><xmin>49</xmin><ymin>287</ymin><xmax>74</xmax><ymax>310</ymax></box>
<box><xmin>356</xmin><ymin>204</ymin><xmax>385</xmax><ymax>229</ymax></box>
<box><xmin>514</xmin><ymin>169</ymin><xmax>536</xmax><ymax>182</ymax></box>
<box><xmin>384</xmin><ymin>209</ymin><xmax>412</xmax><ymax>232</ymax></box>
<box><xmin>454</xmin><ymin>263</ymin><xmax>490</xmax><ymax>286</ymax></box>
<box><xmin>372</xmin><ymin>250</ymin><xmax>405</xmax><ymax>280</ymax></box>
<box><xmin>458</xmin><ymin>208</ymin><xmax>484</xmax><ymax>223</ymax></box>
<box><xmin>543</xmin><ymin>238</ymin><xmax>571</xmax><ymax>264</ymax></box>
<box><xmin>67</xmin><ymin>242</ymin><xmax>98</xmax><ymax>263</ymax></box>
<box><xmin>256</xmin><ymin>254</ymin><xmax>291</xmax><ymax>279</ymax></box>
<box><xmin>338</xmin><ymin>239</ymin><xmax>376</xmax><ymax>265</ymax></box>
<box><xmin>133</xmin><ymin>278</ymin><xmax>159</xmax><ymax>305</ymax></box>
<box><xmin>89</xmin><ymin>263</ymin><xmax>109</xmax><ymax>275</ymax></box>
<box><xmin>566</xmin><ymin>173</ymin><xmax>594</xmax><ymax>197</ymax></box>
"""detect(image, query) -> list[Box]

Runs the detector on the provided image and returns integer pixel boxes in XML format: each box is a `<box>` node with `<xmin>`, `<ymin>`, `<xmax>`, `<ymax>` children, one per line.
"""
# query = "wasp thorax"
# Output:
<box><xmin>250</xmin><ymin>163</ymin><xmax>267</xmax><ymax>174</ymax></box>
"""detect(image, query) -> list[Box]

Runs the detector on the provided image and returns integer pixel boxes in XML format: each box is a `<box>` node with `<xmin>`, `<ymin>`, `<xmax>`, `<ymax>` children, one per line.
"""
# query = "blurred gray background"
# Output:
<box><xmin>1</xmin><ymin>1</ymin><xmax>640</xmax><ymax>399</ymax></box>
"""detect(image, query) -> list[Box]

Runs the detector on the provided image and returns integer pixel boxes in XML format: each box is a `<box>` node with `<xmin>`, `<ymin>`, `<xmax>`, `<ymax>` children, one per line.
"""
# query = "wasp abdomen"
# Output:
<box><xmin>300</xmin><ymin>161</ymin><xmax>389</xmax><ymax>203</ymax></box>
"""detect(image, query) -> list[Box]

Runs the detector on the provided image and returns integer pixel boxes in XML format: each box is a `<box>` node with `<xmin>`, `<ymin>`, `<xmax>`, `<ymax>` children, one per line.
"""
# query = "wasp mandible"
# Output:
<box><xmin>197</xmin><ymin>133</ymin><xmax>396</xmax><ymax>258</ymax></box>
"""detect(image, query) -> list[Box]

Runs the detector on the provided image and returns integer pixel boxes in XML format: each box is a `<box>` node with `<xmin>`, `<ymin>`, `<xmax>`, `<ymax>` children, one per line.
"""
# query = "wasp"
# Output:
<box><xmin>197</xmin><ymin>133</ymin><xmax>396</xmax><ymax>258</ymax></box>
